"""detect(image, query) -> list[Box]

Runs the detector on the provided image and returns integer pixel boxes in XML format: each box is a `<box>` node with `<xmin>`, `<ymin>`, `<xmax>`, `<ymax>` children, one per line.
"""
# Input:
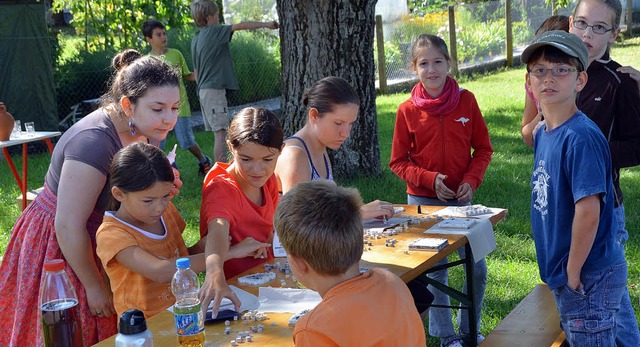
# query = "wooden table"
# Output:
<box><xmin>94</xmin><ymin>205</ymin><xmax>507</xmax><ymax>347</ymax></box>
<box><xmin>0</xmin><ymin>131</ymin><xmax>61</xmax><ymax>210</ymax></box>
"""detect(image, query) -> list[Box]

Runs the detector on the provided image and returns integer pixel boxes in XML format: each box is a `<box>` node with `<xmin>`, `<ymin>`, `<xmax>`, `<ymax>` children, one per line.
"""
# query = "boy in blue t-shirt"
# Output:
<box><xmin>189</xmin><ymin>0</ymin><xmax>278</xmax><ymax>163</ymax></box>
<box><xmin>521</xmin><ymin>30</ymin><xmax>638</xmax><ymax>345</ymax></box>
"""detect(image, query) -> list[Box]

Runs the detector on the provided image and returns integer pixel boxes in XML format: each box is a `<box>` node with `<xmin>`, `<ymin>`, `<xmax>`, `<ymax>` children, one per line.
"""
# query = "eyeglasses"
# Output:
<box><xmin>572</xmin><ymin>19</ymin><xmax>613</xmax><ymax>35</ymax></box>
<box><xmin>528</xmin><ymin>66</ymin><xmax>578</xmax><ymax>77</ymax></box>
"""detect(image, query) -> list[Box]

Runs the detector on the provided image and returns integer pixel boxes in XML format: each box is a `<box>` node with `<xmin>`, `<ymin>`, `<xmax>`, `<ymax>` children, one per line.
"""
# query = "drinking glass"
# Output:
<box><xmin>25</xmin><ymin>122</ymin><xmax>35</xmax><ymax>137</ymax></box>
<box><xmin>12</xmin><ymin>120</ymin><xmax>21</xmax><ymax>137</ymax></box>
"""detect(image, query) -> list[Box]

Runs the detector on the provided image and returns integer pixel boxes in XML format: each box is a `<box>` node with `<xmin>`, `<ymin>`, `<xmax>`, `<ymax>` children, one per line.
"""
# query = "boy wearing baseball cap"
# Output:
<box><xmin>522</xmin><ymin>30</ymin><xmax>636</xmax><ymax>345</ymax></box>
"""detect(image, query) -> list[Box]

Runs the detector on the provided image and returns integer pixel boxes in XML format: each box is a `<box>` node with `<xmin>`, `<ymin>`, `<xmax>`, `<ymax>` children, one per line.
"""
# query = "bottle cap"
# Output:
<box><xmin>119</xmin><ymin>309</ymin><xmax>148</xmax><ymax>335</ymax></box>
<box><xmin>176</xmin><ymin>258</ymin><xmax>190</xmax><ymax>269</ymax></box>
<box><xmin>44</xmin><ymin>259</ymin><xmax>65</xmax><ymax>272</ymax></box>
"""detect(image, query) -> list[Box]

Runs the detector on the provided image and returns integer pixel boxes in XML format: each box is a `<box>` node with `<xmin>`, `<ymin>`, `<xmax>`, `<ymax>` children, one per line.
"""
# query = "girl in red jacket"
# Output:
<box><xmin>389</xmin><ymin>34</ymin><xmax>493</xmax><ymax>347</ymax></box>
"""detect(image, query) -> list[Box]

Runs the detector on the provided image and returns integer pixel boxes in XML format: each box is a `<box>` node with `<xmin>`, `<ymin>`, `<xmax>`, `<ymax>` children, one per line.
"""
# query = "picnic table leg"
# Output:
<box><xmin>2</xmin><ymin>147</ymin><xmax>21</xmax><ymax>189</ymax></box>
<box><xmin>2</xmin><ymin>147</ymin><xmax>27</xmax><ymax>210</ymax></box>
<box><xmin>44</xmin><ymin>138</ymin><xmax>54</xmax><ymax>153</ymax></box>
<box><xmin>465</xmin><ymin>243</ymin><xmax>477</xmax><ymax>346</ymax></box>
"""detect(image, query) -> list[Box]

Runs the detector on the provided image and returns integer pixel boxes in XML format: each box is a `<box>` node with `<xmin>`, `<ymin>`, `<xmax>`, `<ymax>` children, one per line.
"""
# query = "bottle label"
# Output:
<box><xmin>174</xmin><ymin>311</ymin><xmax>204</xmax><ymax>336</ymax></box>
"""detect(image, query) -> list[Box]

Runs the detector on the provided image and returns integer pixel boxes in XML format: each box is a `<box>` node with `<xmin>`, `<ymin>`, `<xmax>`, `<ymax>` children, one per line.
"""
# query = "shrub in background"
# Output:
<box><xmin>54</xmin><ymin>34</ymin><xmax>115</xmax><ymax>121</ymax></box>
<box><xmin>227</xmin><ymin>31</ymin><xmax>281</xmax><ymax>105</ymax></box>
<box><xmin>374</xmin><ymin>40</ymin><xmax>406</xmax><ymax>79</ymax></box>
<box><xmin>392</xmin><ymin>12</ymin><xmax>448</xmax><ymax>44</ymax></box>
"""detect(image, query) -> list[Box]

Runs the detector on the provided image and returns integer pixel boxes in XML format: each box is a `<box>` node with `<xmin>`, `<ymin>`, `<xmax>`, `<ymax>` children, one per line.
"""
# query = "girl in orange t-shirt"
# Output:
<box><xmin>197</xmin><ymin>107</ymin><xmax>283</xmax><ymax>319</ymax></box>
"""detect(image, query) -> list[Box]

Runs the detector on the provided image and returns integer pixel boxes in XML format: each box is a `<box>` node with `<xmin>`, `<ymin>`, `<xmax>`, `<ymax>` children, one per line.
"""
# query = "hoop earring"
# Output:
<box><xmin>128</xmin><ymin>120</ymin><xmax>136</xmax><ymax>135</ymax></box>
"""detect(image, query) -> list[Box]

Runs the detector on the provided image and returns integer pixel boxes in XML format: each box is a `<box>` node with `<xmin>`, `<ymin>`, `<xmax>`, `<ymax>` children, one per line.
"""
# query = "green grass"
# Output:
<box><xmin>2</xmin><ymin>37</ymin><xmax>640</xmax><ymax>343</ymax></box>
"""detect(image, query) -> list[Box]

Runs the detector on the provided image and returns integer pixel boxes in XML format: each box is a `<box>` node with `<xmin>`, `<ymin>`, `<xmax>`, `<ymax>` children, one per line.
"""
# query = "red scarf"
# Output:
<box><xmin>410</xmin><ymin>76</ymin><xmax>461</xmax><ymax>115</ymax></box>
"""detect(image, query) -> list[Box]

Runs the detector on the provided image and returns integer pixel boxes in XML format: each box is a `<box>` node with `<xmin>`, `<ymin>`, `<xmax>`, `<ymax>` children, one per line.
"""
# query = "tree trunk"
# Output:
<box><xmin>276</xmin><ymin>0</ymin><xmax>381</xmax><ymax>179</ymax></box>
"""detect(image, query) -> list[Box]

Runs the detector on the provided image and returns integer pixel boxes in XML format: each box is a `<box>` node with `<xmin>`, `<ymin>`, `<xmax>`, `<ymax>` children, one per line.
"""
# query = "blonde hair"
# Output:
<box><xmin>190</xmin><ymin>0</ymin><xmax>218</xmax><ymax>28</ymax></box>
<box><xmin>274</xmin><ymin>181</ymin><xmax>364</xmax><ymax>276</ymax></box>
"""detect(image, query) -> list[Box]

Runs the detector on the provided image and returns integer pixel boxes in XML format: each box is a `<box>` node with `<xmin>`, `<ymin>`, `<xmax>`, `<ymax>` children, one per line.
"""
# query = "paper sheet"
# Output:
<box><xmin>424</xmin><ymin>218</ymin><xmax>496</xmax><ymax>262</ymax></box>
<box><xmin>166</xmin><ymin>285</ymin><xmax>260</xmax><ymax>313</ymax></box>
<box><xmin>430</xmin><ymin>206</ymin><xmax>505</xmax><ymax>219</ymax></box>
<box><xmin>257</xmin><ymin>287</ymin><xmax>322</xmax><ymax>313</ymax></box>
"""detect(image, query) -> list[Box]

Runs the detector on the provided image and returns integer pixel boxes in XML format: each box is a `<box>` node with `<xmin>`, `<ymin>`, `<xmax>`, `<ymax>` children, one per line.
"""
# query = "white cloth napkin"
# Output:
<box><xmin>424</xmin><ymin>218</ymin><xmax>496</xmax><ymax>263</ymax></box>
<box><xmin>257</xmin><ymin>287</ymin><xmax>322</xmax><ymax>313</ymax></box>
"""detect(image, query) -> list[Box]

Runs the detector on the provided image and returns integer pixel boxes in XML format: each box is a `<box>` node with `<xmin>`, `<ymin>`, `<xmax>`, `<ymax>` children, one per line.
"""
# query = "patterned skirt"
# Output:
<box><xmin>0</xmin><ymin>185</ymin><xmax>117</xmax><ymax>346</ymax></box>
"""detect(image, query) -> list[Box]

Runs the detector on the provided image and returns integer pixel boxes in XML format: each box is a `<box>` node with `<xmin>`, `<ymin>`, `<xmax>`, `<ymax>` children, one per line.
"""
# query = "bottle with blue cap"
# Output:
<box><xmin>171</xmin><ymin>258</ymin><xmax>205</xmax><ymax>346</ymax></box>
<box><xmin>115</xmin><ymin>309</ymin><xmax>153</xmax><ymax>346</ymax></box>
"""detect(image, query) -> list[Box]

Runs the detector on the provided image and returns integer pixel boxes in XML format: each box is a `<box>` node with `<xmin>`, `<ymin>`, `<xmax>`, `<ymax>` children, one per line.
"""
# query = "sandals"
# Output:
<box><xmin>198</xmin><ymin>156</ymin><xmax>212</xmax><ymax>176</ymax></box>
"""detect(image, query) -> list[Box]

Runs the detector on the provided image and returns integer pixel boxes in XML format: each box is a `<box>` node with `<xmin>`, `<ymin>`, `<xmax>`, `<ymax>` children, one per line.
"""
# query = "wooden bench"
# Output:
<box><xmin>16</xmin><ymin>186</ymin><xmax>43</xmax><ymax>209</ymax></box>
<box><xmin>480</xmin><ymin>284</ymin><xmax>566</xmax><ymax>347</ymax></box>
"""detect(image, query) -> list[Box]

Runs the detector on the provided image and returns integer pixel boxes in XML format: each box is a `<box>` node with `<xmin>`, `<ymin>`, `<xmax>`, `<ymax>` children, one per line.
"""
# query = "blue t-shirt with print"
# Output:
<box><xmin>530</xmin><ymin>111</ymin><xmax>624</xmax><ymax>290</ymax></box>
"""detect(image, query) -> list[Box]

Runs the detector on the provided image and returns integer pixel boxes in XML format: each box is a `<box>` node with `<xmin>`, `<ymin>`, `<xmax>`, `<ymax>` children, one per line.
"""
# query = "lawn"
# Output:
<box><xmin>1</xmin><ymin>37</ymin><xmax>639</xmax><ymax>342</ymax></box>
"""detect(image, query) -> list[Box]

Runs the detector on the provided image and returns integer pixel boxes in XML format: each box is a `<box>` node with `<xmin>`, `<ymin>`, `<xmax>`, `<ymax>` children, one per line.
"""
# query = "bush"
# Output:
<box><xmin>374</xmin><ymin>40</ymin><xmax>407</xmax><ymax>79</ymax></box>
<box><xmin>454</xmin><ymin>19</ymin><xmax>506</xmax><ymax>63</ymax></box>
<box><xmin>392</xmin><ymin>12</ymin><xmax>448</xmax><ymax>44</ymax></box>
<box><xmin>54</xmin><ymin>38</ymin><xmax>115</xmax><ymax>120</ymax></box>
<box><xmin>227</xmin><ymin>31</ymin><xmax>281</xmax><ymax>105</ymax></box>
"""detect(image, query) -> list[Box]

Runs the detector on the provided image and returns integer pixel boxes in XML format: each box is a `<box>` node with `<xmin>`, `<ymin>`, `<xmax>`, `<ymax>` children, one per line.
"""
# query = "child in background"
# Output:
<box><xmin>96</xmin><ymin>142</ymin><xmax>258</xmax><ymax>318</ymax></box>
<box><xmin>142</xmin><ymin>19</ymin><xmax>212</xmax><ymax>175</ymax></box>
<box><xmin>389</xmin><ymin>34</ymin><xmax>493</xmax><ymax>347</ymax></box>
<box><xmin>522</xmin><ymin>0</ymin><xmax>640</xmax><ymax>245</ymax></box>
<box><xmin>273</xmin><ymin>180</ymin><xmax>426</xmax><ymax>346</ymax></box>
<box><xmin>198</xmin><ymin>107</ymin><xmax>281</xmax><ymax>318</ymax></box>
<box><xmin>520</xmin><ymin>15</ymin><xmax>570</xmax><ymax>147</ymax></box>
<box><xmin>570</xmin><ymin>1</ymin><xmax>640</xmax><ymax>344</ymax></box>
<box><xmin>522</xmin><ymin>30</ymin><xmax>639</xmax><ymax>346</ymax></box>
<box><xmin>189</xmin><ymin>0</ymin><xmax>278</xmax><ymax>163</ymax></box>
<box><xmin>569</xmin><ymin>0</ymin><xmax>640</xmax><ymax>247</ymax></box>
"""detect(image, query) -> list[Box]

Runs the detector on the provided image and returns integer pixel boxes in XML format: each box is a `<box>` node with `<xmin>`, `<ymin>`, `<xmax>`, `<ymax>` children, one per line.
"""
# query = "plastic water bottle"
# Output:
<box><xmin>171</xmin><ymin>258</ymin><xmax>204</xmax><ymax>346</ymax></box>
<box><xmin>115</xmin><ymin>309</ymin><xmax>153</xmax><ymax>346</ymax></box>
<box><xmin>40</xmin><ymin>259</ymin><xmax>84</xmax><ymax>347</ymax></box>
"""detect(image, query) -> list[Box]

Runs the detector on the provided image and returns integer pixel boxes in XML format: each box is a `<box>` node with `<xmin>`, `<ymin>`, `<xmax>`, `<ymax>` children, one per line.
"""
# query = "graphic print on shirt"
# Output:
<box><xmin>454</xmin><ymin>117</ymin><xmax>470</xmax><ymax>126</ymax></box>
<box><xmin>532</xmin><ymin>160</ymin><xmax>550</xmax><ymax>220</ymax></box>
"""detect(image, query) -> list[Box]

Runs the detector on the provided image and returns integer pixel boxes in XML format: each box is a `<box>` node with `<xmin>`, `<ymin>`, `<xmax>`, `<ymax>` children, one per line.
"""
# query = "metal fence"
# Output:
<box><xmin>373</xmin><ymin>0</ymin><xmax>636</xmax><ymax>92</ymax></box>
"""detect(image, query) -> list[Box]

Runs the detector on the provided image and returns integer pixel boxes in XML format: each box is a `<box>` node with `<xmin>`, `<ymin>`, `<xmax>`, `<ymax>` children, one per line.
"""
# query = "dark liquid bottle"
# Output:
<box><xmin>41</xmin><ymin>299</ymin><xmax>83</xmax><ymax>347</ymax></box>
<box><xmin>40</xmin><ymin>259</ymin><xmax>84</xmax><ymax>347</ymax></box>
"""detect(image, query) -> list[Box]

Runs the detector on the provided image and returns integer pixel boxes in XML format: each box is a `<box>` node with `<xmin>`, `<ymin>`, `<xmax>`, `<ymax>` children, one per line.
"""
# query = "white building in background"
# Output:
<box><xmin>376</xmin><ymin>0</ymin><xmax>409</xmax><ymax>22</ymax></box>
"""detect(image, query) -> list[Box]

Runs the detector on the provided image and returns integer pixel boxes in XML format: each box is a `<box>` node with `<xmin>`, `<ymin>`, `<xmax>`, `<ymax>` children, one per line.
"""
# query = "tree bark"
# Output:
<box><xmin>276</xmin><ymin>0</ymin><xmax>381</xmax><ymax>178</ymax></box>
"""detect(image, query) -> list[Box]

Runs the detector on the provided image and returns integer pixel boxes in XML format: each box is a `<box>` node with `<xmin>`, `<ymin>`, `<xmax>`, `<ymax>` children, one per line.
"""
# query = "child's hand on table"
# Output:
<box><xmin>228</xmin><ymin>237</ymin><xmax>271</xmax><ymax>260</ymax></box>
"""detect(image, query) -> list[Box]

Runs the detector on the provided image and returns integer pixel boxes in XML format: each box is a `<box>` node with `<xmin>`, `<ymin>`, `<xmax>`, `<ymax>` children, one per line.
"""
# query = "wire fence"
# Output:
<box><xmin>373</xmin><ymin>0</ymin><xmax>633</xmax><ymax>92</ymax></box>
